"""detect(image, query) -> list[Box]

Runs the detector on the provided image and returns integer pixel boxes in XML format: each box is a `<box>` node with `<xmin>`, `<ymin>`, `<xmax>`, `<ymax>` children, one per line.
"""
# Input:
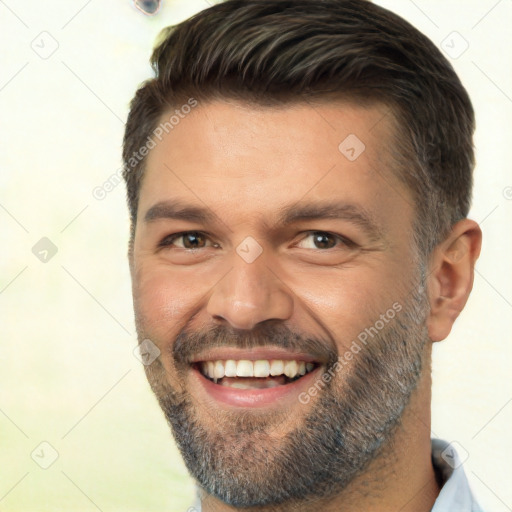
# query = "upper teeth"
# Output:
<box><xmin>199</xmin><ymin>360</ymin><xmax>315</xmax><ymax>380</ymax></box>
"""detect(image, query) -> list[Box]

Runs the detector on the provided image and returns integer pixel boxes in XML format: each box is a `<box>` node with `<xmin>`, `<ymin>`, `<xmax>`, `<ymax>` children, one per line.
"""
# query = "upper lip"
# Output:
<box><xmin>190</xmin><ymin>347</ymin><xmax>325</xmax><ymax>364</ymax></box>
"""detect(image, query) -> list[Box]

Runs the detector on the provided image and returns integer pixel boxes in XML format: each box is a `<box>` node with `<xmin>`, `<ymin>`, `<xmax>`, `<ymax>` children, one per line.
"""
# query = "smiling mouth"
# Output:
<box><xmin>192</xmin><ymin>359</ymin><xmax>320</xmax><ymax>389</ymax></box>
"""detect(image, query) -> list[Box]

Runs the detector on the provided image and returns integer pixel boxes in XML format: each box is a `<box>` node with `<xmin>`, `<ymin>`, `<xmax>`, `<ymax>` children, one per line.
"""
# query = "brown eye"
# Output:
<box><xmin>297</xmin><ymin>231</ymin><xmax>349</xmax><ymax>250</ymax></box>
<box><xmin>182</xmin><ymin>232</ymin><xmax>206</xmax><ymax>248</ymax></box>
<box><xmin>160</xmin><ymin>231</ymin><xmax>213</xmax><ymax>249</ymax></box>
<box><xmin>312</xmin><ymin>232</ymin><xmax>336</xmax><ymax>249</ymax></box>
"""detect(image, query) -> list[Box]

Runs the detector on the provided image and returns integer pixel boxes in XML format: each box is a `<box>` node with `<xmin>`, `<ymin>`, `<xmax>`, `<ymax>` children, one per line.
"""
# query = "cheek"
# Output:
<box><xmin>289</xmin><ymin>267</ymin><xmax>403</xmax><ymax>350</ymax></box>
<box><xmin>133</xmin><ymin>265</ymin><xmax>203</xmax><ymax>340</ymax></box>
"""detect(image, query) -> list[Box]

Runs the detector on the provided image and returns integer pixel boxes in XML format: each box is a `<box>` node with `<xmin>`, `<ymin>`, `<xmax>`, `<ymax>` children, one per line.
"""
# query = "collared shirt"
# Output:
<box><xmin>187</xmin><ymin>439</ymin><xmax>483</xmax><ymax>511</ymax></box>
<box><xmin>431</xmin><ymin>438</ymin><xmax>484</xmax><ymax>511</ymax></box>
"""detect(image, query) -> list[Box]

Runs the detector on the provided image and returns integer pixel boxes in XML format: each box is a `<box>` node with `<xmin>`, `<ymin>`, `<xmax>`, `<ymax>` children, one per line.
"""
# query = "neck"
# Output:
<box><xmin>200</xmin><ymin>348</ymin><xmax>440</xmax><ymax>512</ymax></box>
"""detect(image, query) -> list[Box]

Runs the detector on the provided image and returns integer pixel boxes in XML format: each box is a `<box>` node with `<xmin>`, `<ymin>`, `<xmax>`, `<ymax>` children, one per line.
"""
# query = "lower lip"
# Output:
<box><xmin>191</xmin><ymin>365</ymin><xmax>323</xmax><ymax>408</ymax></box>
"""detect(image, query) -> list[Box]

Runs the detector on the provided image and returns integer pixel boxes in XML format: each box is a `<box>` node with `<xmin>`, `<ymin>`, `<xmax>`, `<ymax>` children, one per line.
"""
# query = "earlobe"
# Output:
<box><xmin>426</xmin><ymin>219</ymin><xmax>482</xmax><ymax>342</ymax></box>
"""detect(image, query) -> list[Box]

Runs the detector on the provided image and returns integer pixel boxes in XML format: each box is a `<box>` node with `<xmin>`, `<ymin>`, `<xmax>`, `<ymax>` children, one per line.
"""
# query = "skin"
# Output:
<box><xmin>129</xmin><ymin>99</ymin><xmax>482</xmax><ymax>512</ymax></box>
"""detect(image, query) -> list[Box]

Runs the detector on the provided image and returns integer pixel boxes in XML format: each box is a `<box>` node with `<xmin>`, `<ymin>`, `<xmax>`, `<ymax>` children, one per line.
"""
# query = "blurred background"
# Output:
<box><xmin>0</xmin><ymin>1</ymin><xmax>511</xmax><ymax>510</ymax></box>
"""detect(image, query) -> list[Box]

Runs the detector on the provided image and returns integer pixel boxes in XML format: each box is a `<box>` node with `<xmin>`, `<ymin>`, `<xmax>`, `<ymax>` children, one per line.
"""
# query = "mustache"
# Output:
<box><xmin>172</xmin><ymin>322</ymin><xmax>338</xmax><ymax>369</ymax></box>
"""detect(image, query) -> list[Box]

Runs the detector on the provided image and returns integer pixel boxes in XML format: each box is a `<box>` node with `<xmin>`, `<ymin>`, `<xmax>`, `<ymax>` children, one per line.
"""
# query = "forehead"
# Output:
<box><xmin>138</xmin><ymin>99</ymin><xmax>412</xmax><ymax>232</ymax></box>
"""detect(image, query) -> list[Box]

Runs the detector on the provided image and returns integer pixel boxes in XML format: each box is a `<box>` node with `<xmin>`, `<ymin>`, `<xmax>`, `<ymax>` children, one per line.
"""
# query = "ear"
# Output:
<box><xmin>426</xmin><ymin>219</ymin><xmax>482</xmax><ymax>342</ymax></box>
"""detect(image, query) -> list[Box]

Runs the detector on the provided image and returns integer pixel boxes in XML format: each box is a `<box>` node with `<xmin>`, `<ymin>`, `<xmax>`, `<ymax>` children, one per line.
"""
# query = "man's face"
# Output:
<box><xmin>130</xmin><ymin>100</ymin><xmax>430</xmax><ymax>508</ymax></box>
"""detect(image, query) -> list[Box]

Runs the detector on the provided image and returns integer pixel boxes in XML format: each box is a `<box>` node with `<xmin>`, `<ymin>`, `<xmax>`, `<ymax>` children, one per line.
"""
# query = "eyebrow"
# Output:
<box><xmin>144</xmin><ymin>199</ymin><xmax>384</xmax><ymax>240</ymax></box>
<box><xmin>276</xmin><ymin>200</ymin><xmax>383</xmax><ymax>240</ymax></box>
<box><xmin>144</xmin><ymin>200</ymin><xmax>213</xmax><ymax>224</ymax></box>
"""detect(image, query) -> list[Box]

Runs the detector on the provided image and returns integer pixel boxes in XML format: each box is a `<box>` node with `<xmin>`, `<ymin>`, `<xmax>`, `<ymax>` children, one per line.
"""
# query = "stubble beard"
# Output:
<box><xmin>138</xmin><ymin>271</ymin><xmax>430</xmax><ymax>510</ymax></box>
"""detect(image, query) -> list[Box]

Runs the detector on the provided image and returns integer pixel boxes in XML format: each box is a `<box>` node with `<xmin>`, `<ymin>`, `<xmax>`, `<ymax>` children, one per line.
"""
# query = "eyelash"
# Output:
<box><xmin>158</xmin><ymin>231</ymin><xmax>355</xmax><ymax>250</ymax></box>
<box><xmin>159</xmin><ymin>231</ymin><xmax>220</xmax><ymax>250</ymax></box>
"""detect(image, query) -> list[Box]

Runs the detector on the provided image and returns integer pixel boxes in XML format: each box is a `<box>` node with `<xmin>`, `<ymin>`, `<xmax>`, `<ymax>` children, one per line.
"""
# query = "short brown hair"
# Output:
<box><xmin>122</xmin><ymin>0</ymin><xmax>475</xmax><ymax>256</ymax></box>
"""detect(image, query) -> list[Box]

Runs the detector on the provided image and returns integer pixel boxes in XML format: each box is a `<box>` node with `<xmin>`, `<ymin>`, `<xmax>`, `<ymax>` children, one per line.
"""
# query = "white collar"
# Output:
<box><xmin>431</xmin><ymin>438</ymin><xmax>483</xmax><ymax>511</ymax></box>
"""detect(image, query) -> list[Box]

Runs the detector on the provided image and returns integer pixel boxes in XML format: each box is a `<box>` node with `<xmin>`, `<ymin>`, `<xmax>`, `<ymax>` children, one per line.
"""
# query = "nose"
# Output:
<box><xmin>206</xmin><ymin>249</ymin><xmax>294</xmax><ymax>330</ymax></box>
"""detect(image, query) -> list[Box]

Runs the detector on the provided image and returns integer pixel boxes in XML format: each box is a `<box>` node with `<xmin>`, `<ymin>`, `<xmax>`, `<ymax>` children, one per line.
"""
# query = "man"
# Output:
<box><xmin>122</xmin><ymin>1</ymin><xmax>483</xmax><ymax>510</ymax></box>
